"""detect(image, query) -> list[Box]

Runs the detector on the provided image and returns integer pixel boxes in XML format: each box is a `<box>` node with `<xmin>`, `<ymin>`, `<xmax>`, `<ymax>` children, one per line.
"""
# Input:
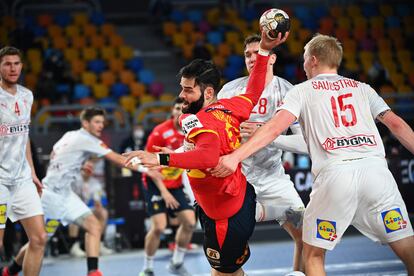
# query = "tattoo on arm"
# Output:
<box><xmin>377</xmin><ymin>109</ymin><xmax>391</xmax><ymax>119</ymax></box>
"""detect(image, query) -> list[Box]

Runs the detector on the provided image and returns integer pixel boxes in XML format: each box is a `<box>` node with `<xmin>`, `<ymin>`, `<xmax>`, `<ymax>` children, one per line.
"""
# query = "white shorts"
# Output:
<box><xmin>0</xmin><ymin>181</ymin><xmax>43</xmax><ymax>228</ymax></box>
<box><xmin>253</xmin><ymin>174</ymin><xmax>305</xmax><ymax>225</ymax></box>
<box><xmin>303</xmin><ymin>157</ymin><xmax>414</xmax><ymax>250</ymax></box>
<box><xmin>42</xmin><ymin>189</ymin><xmax>92</xmax><ymax>236</ymax></box>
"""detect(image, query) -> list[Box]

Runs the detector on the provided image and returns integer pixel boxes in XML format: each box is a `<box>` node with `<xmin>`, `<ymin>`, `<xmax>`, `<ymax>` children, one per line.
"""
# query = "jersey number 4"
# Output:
<box><xmin>330</xmin><ymin>93</ymin><xmax>357</xmax><ymax>127</ymax></box>
<box><xmin>14</xmin><ymin>102</ymin><xmax>21</xmax><ymax>116</ymax></box>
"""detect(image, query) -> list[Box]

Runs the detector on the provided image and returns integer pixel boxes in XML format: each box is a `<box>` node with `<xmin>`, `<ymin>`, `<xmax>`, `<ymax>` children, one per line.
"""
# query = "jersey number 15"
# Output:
<box><xmin>330</xmin><ymin>93</ymin><xmax>357</xmax><ymax>127</ymax></box>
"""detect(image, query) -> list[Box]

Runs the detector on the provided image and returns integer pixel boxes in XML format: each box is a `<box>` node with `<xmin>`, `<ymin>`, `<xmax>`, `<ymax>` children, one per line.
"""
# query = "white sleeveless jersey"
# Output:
<box><xmin>280</xmin><ymin>74</ymin><xmax>389</xmax><ymax>177</ymax></box>
<box><xmin>42</xmin><ymin>128</ymin><xmax>112</xmax><ymax>192</ymax></box>
<box><xmin>218</xmin><ymin>76</ymin><xmax>295</xmax><ymax>182</ymax></box>
<box><xmin>0</xmin><ymin>85</ymin><xmax>33</xmax><ymax>185</ymax></box>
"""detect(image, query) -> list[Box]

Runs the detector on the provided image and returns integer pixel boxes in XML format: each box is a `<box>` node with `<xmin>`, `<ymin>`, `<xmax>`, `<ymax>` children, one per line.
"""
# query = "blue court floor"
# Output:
<box><xmin>38</xmin><ymin>234</ymin><xmax>406</xmax><ymax>276</ymax></box>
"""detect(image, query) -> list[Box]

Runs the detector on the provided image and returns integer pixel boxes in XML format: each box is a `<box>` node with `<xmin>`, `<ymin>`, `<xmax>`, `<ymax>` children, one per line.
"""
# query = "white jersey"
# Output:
<box><xmin>42</xmin><ymin>128</ymin><xmax>112</xmax><ymax>192</ymax></box>
<box><xmin>218</xmin><ymin>75</ymin><xmax>297</xmax><ymax>182</ymax></box>
<box><xmin>0</xmin><ymin>85</ymin><xmax>33</xmax><ymax>185</ymax></box>
<box><xmin>280</xmin><ymin>74</ymin><xmax>389</xmax><ymax>177</ymax></box>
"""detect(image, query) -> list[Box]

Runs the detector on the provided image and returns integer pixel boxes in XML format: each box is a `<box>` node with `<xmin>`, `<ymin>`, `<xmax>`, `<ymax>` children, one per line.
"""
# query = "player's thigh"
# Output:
<box><xmin>63</xmin><ymin>191</ymin><xmax>93</xmax><ymax>226</ymax></box>
<box><xmin>257</xmin><ymin>177</ymin><xmax>304</xmax><ymax>225</ymax></box>
<box><xmin>303</xmin><ymin>169</ymin><xmax>357</xmax><ymax>250</ymax></box>
<box><xmin>150</xmin><ymin>212</ymin><xmax>168</xmax><ymax>231</ymax></box>
<box><xmin>20</xmin><ymin>214</ymin><xmax>46</xmax><ymax>241</ymax></box>
<box><xmin>9</xmin><ymin>180</ymin><xmax>43</xmax><ymax>223</ymax></box>
<box><xmin>176</xmin><ymin>209</ymin><xmax>196</xmax><ymax>226</ymax></box>
<box><xmin>353</xmin><ymin>166</ymin><xmax>414</xmax><ymax>244</ymax></box>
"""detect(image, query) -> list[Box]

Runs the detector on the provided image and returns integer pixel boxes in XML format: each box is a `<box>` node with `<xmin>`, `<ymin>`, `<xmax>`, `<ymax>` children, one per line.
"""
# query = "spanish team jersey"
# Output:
<box><xmin>145</xmin><ymin>119</ymin><xmax>185</xmax><ymax>189</ymax></box>
<box><xmin>279</xmin><ymin>74</ymin><xmax>389</xmax><ymax>177</ymax></box>
<box><xmin>42</xmin><ymin>128</ymin><xmax>112</xmax><ymax>193</ymax></box>
<box><xmin>0</xmin><ymin>85</ymin><xmax>33</xmax><ymax>185</ymax></box>
<box><xmin>180</xmin><ymin>96</ymin><xmax>254</xmax><ymax>220</ymax></box>
<box><xmin>218</xmin><ymin>75</ymin><xmax>296</xmax><ymax>182</ymax></box>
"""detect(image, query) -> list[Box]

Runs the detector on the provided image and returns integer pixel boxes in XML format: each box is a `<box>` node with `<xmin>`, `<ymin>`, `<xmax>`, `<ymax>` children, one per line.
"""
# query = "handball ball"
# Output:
<box><xmin>259</xmin><ymin>8</ymin><xmax>290</xmax><ymax>40</ymax></box>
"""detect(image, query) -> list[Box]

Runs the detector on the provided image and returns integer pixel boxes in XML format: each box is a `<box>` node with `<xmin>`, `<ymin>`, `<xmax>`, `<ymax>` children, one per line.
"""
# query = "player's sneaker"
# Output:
<box><xmin>87</xmin><ymin>270</ymin><xmax>103</xmax><ymax>276</ymax></box>
<box><xmin>100</xmin><ymin>244</ymin><xmax>114</xmax><ymax>256</ymax></box>
<box><xmin>0</xmin><ymin>267</ymin><xmax>18</xmax><ymax>276</ymax></box>
<box><xmin>70</xmin><ymin>241</ymin><xmax>86</xmax><ymax>257</ymax></box>
<box><xmin>167</xmin><ymin>261</ymin><xmax>190</xmax><ymax>276</ymax></box>
<box><xmin>139</xmin><ymin>268</ymin><xmax>154</xmax><ymax>276</ymax></box>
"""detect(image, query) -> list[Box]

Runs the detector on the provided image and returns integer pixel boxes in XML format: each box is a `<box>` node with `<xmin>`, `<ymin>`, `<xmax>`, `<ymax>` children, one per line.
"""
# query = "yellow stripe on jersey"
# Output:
<box><xmin>188</xmin><ymin>129</ymin><xmax>218</xmax><ymax>144</ymax></box>
<box><xmin>187</xmin><ymin>169</ymin><xmax>206</xmax><ymax>178</ymax></box>
<box><xmin>236</xmin><ymin>95</ymin><xmax>253</xmax><ymax>105</ymax></box>
<box><xmin>161</xmin><ymin>167</ymin><xmax>184</xmax><ymax>180</ymax></box>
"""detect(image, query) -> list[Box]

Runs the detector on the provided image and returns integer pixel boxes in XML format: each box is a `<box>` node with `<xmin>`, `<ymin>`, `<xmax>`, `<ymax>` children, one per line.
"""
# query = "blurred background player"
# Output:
<box><xmin>218</xmin><ymin>34</ymin><xmax>308</xmax><ymax>272</ymax></box>
<box><xmin>69</xmin><ymin>158</ymin><xmax>114</xmax><ymax>257</ymax></box>
<box><xmin>140</xmin><ymin>97</ymin><xmax>196</xmax><ymax>276</ymax></box>
<box><xmin>211</xmin><ymin>33</ymin><xmax>414</xmax><ymax>276</ymax></box>
<box><xmin>0</xmin><ymin>46</ymin><xmax>47</xmax><ymax>276</ymax></box>
<box><xmin>1</xmin><ymin>106</ymin><xmax>161</xmax><ymax>276</ymax></box>
<box><xmin>125</xmin><ymin>30</ymin><xmax>289</xmax><ymax>276</ymax></box>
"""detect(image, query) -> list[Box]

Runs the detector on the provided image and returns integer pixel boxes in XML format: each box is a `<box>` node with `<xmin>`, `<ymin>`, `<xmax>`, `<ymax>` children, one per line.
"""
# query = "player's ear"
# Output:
<box><xmin>204</xmin><ymin>86</ymin><xmax>215</xmax><ymax>101</ymax></box>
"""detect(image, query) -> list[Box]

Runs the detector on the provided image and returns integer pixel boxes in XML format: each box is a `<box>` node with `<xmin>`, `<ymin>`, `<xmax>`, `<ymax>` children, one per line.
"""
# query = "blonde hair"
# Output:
<box><xmin>304</xmin><ymin>34</ymin><xmax>343</xmax><ymax>68</ymax></box>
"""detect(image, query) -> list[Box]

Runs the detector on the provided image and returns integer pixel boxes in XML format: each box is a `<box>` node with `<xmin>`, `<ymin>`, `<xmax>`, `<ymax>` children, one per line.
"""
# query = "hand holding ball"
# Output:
<box><xmin>260</xmin><ymin>8</ymin><xmax>290</xmax><ymax>40</ymax></box>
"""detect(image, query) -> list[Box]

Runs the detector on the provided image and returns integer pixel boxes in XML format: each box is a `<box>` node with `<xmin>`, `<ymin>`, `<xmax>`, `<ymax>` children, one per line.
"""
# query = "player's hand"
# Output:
<box><xmin>240</xmin><ymin>122</ymin><xmax>261</xmax><ymax>140</ymax></box>
<box><xmin>161</xmin><ymin>190</ymin><xmax>180</xmax><ymax>210</ymax></box>
<box><xmin>123</xmin><ymin>150</ymin><xmax>159</xmax><ymax>168</ymax></box>
<box><xmin>32</xmin><ymin>172</ymin><xmax>44</xmax><ymax>197</ymax></box>
<box><xmin>259</xmin><ymin>29</ymin><xmax>289</xmax><ymax>51</ymax></box>
<box><xmin>81</xmin><ymin>160</ymin><xmax>94</xmax><ymax>176</ymax></box>
<box><xmin>210</xmin><ymin>154</ymin><xmax>239</xmax><ymax>178</ymax></box>
<box><xmin>153</xmin><ymin>145</ymin><xmax>174</xmax><ymax>154</ymax></box>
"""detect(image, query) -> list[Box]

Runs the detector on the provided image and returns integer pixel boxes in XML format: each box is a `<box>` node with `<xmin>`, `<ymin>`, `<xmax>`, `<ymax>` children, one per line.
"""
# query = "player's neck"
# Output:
<box><xmin>0</xmin><ymin>80</ymin><xmax>17</xmax><ymax>95</ymax></box>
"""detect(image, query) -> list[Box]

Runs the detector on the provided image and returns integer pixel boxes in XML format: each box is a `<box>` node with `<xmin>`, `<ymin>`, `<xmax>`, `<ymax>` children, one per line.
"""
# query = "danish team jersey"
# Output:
<box><xmin>279</xmin><ymin>74</ymin><xmax>389</xmax><ymax>177</ymax></box>
<box><xmin>42</xmin><ymin>128</ymin><xmax>112</xmax><ymax>193</ymax></box>
<box><xmin>180</xmin><ymin>96</ymin><xmax>253</xmax><ymax>220</ymax></box>
<box><xmin>145</xmin><ymin>119</ymin><xmax>185</xmax><ymax>189</ymax></box>
<box><xmin>0</xmin><ymin>85</ymin><xmax>33</xmax><ymax>185</ymax></box>
<box><xmin>218</xmin><ymin>76</ymin><xmax>295</xmax><ymax>182</ymax></box>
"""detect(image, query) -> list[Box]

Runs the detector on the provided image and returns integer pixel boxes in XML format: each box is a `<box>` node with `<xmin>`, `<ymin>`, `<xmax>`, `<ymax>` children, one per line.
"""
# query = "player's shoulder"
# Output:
<box><xmin>273</xmin><ymin>75</ymin><xmax>293</xmax><ymax>88</ymax></box>
<box><xmin>17</xmin><ymin>84</ymin><xmax>33</xmax><ymax>98</ymax></box>
<box><xmin>219</xmin><ymin>76</ymin><xmax>248</xmax><ymax>97</ymax></box>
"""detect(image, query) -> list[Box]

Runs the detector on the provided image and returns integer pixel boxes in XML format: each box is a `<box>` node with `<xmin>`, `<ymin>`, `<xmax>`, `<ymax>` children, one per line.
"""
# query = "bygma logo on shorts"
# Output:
<box><xmin>45</xmin><ymin>219</ymin><xmax>61</xmax><ymax>236</ymax></box>
<box><xmin>0</xmin><ymin>204</ymin><xmax>6</xmax><ymax>224</ymax></box>
<box><xmin>316</xmin><ymin>219</ymin><xmax>337</xmax><ymax>241</ymax></box>
<box><xmin>381</xmin><ymin>208</ymin><xmax>407</xmax><ymax>233</ymax></box>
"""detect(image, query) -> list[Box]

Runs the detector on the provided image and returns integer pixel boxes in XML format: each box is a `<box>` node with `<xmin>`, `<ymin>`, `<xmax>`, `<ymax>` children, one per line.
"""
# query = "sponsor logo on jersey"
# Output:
<box><xmin>0</xmin><ymin>204</ymin><xmax>7</xmax><ymax>225</ymax></box>
<box><xmin>0</xmin><ymin>122</ymin><xmax>30</xmax><ymax>136</ymax></box>
<box><xmin>235</xmin><ymin>245</ymin><xmax>249</xmax><ymax>265</ymax></box>
<box><xmin>322</xmin><ymin>134</ymin><xmax>377</xmax><ymax>150</ymax></box>
<box><xmin>162</xmin><ymin>129</ymin><xmax>174</xmax><ymax>139</ymax></box>
<box><xmin>316</xmin><ymin>219</ymin><xmax>337</xmax><ymax>241</ymax></box>
<box><xmin>205</xmin><ymin>105</ymin><xmax>232</xmax><ymax>114</ymax></box>
<box><xmin>206</xmin><ymin>248</ymin><xmax>220</xmax><ymax>261</ymax></box>
<box><xmin>381</xmin><ymin>208</ymin><xmax>407</xmax><ymax>233</ymax></box>
<box><xmin>181</xmin><ymin>115</ymin><xmax>203</xmax><ymax>135</ymax></box>
<box><xmin>45</xmin><ymin>219</ymin><xmax>61</xmax><ymax>236</ymax></box>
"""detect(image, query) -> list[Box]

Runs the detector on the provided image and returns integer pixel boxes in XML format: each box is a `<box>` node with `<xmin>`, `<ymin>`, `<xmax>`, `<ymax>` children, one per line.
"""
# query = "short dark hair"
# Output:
<box><xmin>0</xmin><ymin>46</ymin><xmax>23</xmax><ymax>63</ymax></box>
<box><xmin>80</xmin><ymin>106</ymin><xmax>106</xmax><ymax>122</ymax></box>
<box><xmin>243</xmin><ymin>34</ymin><xmax>277</xmax><ymax>55</ymax></box>
<box><xmin>178</xmin><ymin>59</ymin><xmax>221</xmax><ymax>94</ymax></box>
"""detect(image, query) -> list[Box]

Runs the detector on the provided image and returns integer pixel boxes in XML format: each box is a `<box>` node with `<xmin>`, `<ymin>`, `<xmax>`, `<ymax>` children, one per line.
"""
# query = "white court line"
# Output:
<box><xmin>193</xmin><ymin>259</ymin><xmax>404</xmax><ymax>276</ymax></box>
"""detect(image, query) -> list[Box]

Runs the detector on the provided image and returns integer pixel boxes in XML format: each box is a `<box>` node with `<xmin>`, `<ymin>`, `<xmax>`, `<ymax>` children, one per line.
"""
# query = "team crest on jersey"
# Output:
<box><xmin>206</xmin><ymin>248</ymin><xmax>220</xmax><ymax>262</ymax></box>
<box><xmin>181</xmin><ymin>114</ymin><xmax>203</xmax><ymax>135</ymax></box>
<box><xmin>316</xmin><ymin>219</ymin><xmax>337</xmax><ymax>241</ymax></box>
<box><xmin>0</xmin><ymin>122</ymin><xmax>30</xmax><ymax>136</ymax></box>
<box><xmin>45</xmin><ymin>219</ymin><xmax>61</xmax><ymax>236</ymax></box>
<box><xmin>322</xmin><ymin>134</ymin><xmax>377</xmax><ymax>151</ymax></box>
<box><xmin>0</xmin><ymin>204</ymin><xmax>7</xmax><ymax>225</ymax></box>
<box><xmin>381</xmin><ymin>208</ymin><xmax>407</xmax><ymax>233</ymax></box>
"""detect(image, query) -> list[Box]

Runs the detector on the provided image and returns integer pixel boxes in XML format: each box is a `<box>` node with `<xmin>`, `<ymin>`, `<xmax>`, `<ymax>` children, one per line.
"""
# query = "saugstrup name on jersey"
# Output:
<box><xmin>322</xmin><ymin>134</ymin><xmax>377</xmax><ymax>150</ymax></box>
<box><xmin>0</xmin><ymin>122</ymin><xmax>30</xmax><ymax>136</ymax></box>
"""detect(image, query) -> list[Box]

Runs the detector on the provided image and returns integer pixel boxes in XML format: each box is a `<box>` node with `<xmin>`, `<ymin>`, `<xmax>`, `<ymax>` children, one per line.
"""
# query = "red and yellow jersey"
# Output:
<box><xmin>145</xmin><ymin>119</ymin><xmax>185</xmax><ymax>189</ymax></box>
<box><xmin>178</xmin><ymin>96</ymin><xmax>254</xmax><ymax>219</ymax></box>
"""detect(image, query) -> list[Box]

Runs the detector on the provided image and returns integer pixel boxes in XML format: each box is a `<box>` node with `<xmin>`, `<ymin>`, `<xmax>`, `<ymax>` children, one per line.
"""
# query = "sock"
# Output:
<box><xmin>143</xmin><ymin>254</ymin><xmax>154</xmax><ymax>270</ymax></box>
<box><xmin>87</xmin><ymin>257</ymin><xmax>98</xmax><ymax>272</ymax></box>
<box><xmin>172</xmin><ymin>246</ymin><xmax>186</xmax><ymax>265</ymax></box>
<box><xmin>8</xmin><ymin>259</ymin><xmax>23</xmax><ymax>274</ymax></box>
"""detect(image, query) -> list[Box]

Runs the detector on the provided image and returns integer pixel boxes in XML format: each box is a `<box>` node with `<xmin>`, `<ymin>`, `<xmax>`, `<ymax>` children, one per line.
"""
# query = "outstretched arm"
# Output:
<box><xmin>26</xmin><ymin>139</ymin><xmax>43</xmax><ymax>196</ymax></box>
<box><xmin>377</xmin><ymin>110</ymin><xmax>414</xmax><ymax>154</ymax></box>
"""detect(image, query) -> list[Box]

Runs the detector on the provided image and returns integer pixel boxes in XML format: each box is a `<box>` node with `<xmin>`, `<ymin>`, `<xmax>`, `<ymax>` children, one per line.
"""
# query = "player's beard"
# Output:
<box><xmin>181</xmin><ymin>93</ymin><xmax>204</xmax><ymax>114</ymax></box>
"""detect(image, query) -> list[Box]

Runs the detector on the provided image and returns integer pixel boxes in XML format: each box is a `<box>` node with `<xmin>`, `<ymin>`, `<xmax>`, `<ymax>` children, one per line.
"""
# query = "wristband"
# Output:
<box><xmin>258</xmin><ymin>47</ymin><xmax>270</xmax><ymax>56</ymax></box>
<box><xmin>158</xmin><ymin>153</ymin><xmax>170</xmax><ymax>166</ymax></box>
